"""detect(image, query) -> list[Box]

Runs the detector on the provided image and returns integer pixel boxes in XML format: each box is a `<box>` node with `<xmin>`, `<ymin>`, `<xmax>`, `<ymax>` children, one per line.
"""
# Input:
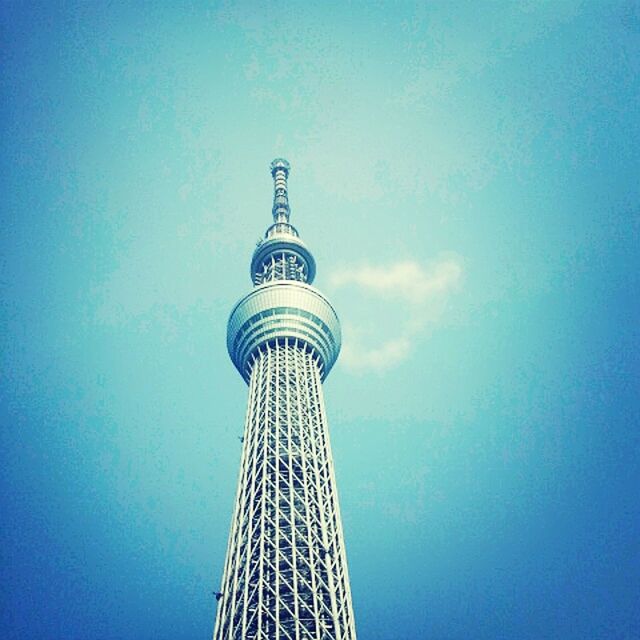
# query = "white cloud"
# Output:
<box><xmin>330</xmin><ymin>259</ymin><xmax>462</xmax><ymax>304</ymax></box>
<box><xmin>340</xmin><ymin>336</ymin><xmax>411</xmax><ymax>372</ymax></box>
<box><xmin>331</xmin><ymin>257</ymin><xmax>463</xmax><ymax>373</ymax></box>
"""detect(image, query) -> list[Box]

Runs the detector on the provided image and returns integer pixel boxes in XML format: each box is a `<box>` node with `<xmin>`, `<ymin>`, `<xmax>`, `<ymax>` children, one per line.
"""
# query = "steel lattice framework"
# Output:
<box><xmin>214</xmin><ymin>160</ymin><xmax>356</xmax><ymax>640</ymax></box>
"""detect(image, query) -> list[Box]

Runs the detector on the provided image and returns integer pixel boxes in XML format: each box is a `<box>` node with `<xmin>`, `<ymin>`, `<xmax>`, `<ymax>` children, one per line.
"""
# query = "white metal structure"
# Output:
<box><xmin>214</xmin><ymin>160</ymin><xmax>356</xmax><ymax>640</ymax></box>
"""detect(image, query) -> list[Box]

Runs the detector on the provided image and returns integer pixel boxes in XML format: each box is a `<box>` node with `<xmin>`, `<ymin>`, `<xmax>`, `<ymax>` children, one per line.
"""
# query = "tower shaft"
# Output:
<box><xmin>214</xmin><ymin>341</ymin><xmax>355</xmax><ymax>640</ymax></box>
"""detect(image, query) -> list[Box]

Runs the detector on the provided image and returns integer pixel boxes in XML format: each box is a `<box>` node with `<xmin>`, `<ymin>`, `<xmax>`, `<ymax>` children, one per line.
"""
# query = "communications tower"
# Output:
<box><xmin>213</xmin><ymin>159</ymin><xmax>356</xmax><ymax>640</ymax></box>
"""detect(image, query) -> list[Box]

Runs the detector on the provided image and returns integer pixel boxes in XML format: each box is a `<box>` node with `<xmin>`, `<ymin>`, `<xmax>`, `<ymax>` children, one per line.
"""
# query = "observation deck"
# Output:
<box><xmin>227</xmin><ymin>159</ymin><xmax>341</xmax><ymax>382</ymax></box>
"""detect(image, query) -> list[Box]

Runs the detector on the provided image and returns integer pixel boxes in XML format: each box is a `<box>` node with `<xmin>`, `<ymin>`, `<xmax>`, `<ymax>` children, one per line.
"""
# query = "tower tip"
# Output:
<box><xmin>270</xmin><ymin>158</ymin><xmax>290</xmax><ymax>176</ymax></box>
<box><xmin>270</xmin><ymin>158</ymin><xmax>292</xmax><ymax>225</ymax></box>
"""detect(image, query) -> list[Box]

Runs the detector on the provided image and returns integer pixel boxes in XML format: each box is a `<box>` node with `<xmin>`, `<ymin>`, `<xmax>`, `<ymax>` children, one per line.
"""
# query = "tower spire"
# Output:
<box><xmin>270</xmin><ymin>158</ymin><xmax>291</xmax><ymax>224</ymax></box>
<box><xmin>251</xmin><ymin>159</ymin><xmax>316</xmax><ymax>285</ymax></box>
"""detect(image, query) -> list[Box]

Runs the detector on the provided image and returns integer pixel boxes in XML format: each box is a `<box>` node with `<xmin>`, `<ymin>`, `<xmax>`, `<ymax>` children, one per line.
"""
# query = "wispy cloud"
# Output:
<box><xmin>330</xmin><ymin>259</ymin><xmax>461</xmax><ymax>304</ymax></box>
<box><xmin>331</xmin><ymin>257</ymin><xmax>463</xmax><ymax>373</ymax></box>
<box><xmin>340</xmin><ymin>336</ymin><xmax>412</xmax><ymax>372</ymax></box>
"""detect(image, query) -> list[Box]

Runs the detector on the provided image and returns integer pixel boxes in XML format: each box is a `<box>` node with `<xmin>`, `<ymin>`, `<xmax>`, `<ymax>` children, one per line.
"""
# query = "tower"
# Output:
<box><xmin>213</xmin><ymin>159</ymin><xmax>357</xmax><ymax>640</ymax></box>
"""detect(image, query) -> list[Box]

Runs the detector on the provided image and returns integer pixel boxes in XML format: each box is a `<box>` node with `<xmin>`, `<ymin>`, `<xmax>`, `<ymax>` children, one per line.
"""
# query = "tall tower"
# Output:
<box><xmin>214</xmin><ymin>159</ymin><xmax>356</xmax><ymax>640</ymax></box>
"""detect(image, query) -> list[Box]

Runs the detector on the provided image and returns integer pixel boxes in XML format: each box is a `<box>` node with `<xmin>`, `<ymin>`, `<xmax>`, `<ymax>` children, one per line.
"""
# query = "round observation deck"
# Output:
<box><xmin>227</xmin><ymin>281</ymin><xmax>341</xmax><ymax>382</ymax></box>
<box><xmin>251</xmin><ymin>232</ymin><xmax>316</xmax><ymax>285</ymax></box>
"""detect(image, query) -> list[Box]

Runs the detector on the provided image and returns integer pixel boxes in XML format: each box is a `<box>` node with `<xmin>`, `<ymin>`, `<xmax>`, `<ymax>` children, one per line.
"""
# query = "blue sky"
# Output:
<box><xmin>1</xmin><ymin>1</ymin><xmax>638</xmax><ymax>638</ymax></box>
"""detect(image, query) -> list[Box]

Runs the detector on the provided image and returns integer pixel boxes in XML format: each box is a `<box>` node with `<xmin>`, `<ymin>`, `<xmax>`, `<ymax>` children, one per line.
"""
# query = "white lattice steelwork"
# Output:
<box><xmin>214</xmin><ymin>160</ymin><xmax>356</xmax><ymax>640</ymax></box>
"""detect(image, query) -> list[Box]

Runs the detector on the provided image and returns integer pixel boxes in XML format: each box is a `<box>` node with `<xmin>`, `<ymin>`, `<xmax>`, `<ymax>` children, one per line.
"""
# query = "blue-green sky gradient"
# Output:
<box><xmin>1</xmin><ymin>2</ymin><xmax>639</xmax><ymax>638</ymax></box>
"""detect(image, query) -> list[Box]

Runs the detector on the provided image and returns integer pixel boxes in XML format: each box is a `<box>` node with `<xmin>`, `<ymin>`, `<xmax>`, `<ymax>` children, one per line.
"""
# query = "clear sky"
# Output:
<box><xmin>1</xmin><ymin>2</ymin><xmax>638</xmax><ymax>639</ymax></box>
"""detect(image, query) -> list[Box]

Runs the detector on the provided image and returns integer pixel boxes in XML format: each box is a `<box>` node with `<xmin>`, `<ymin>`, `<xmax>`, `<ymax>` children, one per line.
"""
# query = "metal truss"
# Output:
<box><xmin>254</xmin><ymin>253</ymin><xmax>309</xmax><ymax>285</ymax></box>
<box><xmin>214</xmin><ymin>339</ymin><xmax>356</xmax><ymax>640</ymax></box>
